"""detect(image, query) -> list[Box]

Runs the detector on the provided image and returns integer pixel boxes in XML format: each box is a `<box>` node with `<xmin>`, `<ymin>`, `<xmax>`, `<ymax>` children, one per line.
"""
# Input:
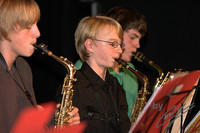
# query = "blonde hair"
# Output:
<box><xmin>74</xmin><ymin>16</ymin><xmax>123</xmax><ymax>61</ymax></box>
<box><xmin>0</xmin><ymin>0</ymin><xmax>40</xmax><ymax>41</ymax></box>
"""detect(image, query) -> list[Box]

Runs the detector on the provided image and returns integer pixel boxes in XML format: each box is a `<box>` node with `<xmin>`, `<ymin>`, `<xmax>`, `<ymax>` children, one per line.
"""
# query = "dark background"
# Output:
<box><xmin>29</xmin><ymin>0</ymin><xmax>200</xmax><ymax>104</ymax></box>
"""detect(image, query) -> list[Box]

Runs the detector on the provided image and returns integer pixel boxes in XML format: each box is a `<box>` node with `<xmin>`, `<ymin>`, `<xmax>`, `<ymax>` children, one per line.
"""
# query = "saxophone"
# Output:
<box><xmin>132</xmin><ymin>52</ymin><xmax>185</xmax><ymax>90</ymax></box>
<box><xmin>115</xmin><ymin>59</ymin><xmax>150</xmax><ymax>126</ymax></box>
<box><xmin>33</xmin><ymin>44</ymin><xmax>77</xmax><ymax>127</ymax></box>
<box><xmin>132</xmin><ymin>51</ymin><xmax>164</xmax><ymax>91</ymax></box>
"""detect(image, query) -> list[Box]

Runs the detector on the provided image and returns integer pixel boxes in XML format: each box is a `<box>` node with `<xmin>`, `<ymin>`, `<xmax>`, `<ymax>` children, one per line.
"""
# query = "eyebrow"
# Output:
<box><xmin>108</xmin><ymin>38</ymin><xmax>121</xmax><ymax>43</ymax></box>
<box><xmin>128</xmin><ymin>33</ymin><xmax>140</xmax><ymax>38</ymax></box>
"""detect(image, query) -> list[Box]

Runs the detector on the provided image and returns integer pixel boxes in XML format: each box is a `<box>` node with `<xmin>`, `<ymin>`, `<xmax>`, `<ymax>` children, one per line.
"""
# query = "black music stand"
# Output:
<box><xmin>129</xmin><ymin>70</ymin><xmax>200</xmax><ymax>133</ymax></box>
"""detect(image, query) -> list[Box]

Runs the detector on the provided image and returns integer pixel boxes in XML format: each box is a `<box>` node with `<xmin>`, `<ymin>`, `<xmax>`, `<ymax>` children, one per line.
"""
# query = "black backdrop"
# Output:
<box><xmin>29</xmin><ymin>0</ymin><xmax>200</xmax><ymax>104</ymax></box>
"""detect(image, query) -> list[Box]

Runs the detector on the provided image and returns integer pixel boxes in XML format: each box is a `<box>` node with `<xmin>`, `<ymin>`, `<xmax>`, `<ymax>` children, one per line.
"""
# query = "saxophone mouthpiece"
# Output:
<box><xmin>33</xmin><ymin>43</ymin><xmax>49</xmax><ymax>55</ymax></box>
<box><xmin>33</xmin><ymin>44</ymin><xmax>38</xmax><ymax>49</ymax></box>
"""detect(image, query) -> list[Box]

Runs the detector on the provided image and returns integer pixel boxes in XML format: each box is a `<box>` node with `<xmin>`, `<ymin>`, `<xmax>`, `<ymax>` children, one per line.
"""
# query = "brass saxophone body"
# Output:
<box><xmin>34</xmin><ymin>44</ymin><xmax>77</xmax><ymax>127</ymax></box>
<box><xmin>115</xmin><ymin>59</ymin><xmax>150</xmax><ymax>126</ymax></box>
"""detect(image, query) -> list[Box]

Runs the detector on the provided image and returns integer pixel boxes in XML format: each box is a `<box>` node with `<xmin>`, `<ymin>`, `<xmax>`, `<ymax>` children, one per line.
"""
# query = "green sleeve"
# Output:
<box><xmin>75</xmin><ymin>59</ymin><xmax>83</xmax><ymax>70</ymax></box>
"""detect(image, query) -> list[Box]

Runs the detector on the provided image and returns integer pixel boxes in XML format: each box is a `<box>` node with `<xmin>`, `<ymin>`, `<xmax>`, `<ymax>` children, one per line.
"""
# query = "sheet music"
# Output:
<box><xmin>129</xmin><ymin>70</ymin><xmax>200</xmax><ymax>133</ymax></box>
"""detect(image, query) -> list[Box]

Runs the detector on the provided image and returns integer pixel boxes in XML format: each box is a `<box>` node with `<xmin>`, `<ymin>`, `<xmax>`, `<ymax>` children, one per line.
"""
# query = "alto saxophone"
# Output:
<box><xmin>115</xmin><ymin>59</ymin><xmax>150</xmax><ymax>126</ymax></box>
<box><xmin>132</xmin><ymin>51</ymin><xmax>164</xmax><ymax>91</ymax></box>
<box><xmin>132</xmin><ymin>52</ymin><xmax>184</xmax><ymax>90</ymax></box>
<box><xmin>34</xmin><ymin>44</ymin><xmax>77</xmax><ymax>127</ymax></box>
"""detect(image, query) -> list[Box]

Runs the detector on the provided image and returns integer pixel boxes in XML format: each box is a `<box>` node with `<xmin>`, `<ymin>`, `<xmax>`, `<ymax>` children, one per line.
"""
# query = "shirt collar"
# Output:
<box><xmin>0</xmin><ymin>53</ymin><xmax>9</xmax><ymax>71</ymax></box>
<box><xmin>81</xmin><ymin>62</ymin><xmax>111</xmax><ymax>91</ymax></box>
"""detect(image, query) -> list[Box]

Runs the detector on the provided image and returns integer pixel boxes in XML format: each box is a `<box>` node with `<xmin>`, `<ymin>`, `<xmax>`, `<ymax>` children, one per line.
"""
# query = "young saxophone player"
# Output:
<box><xmin>72</xmin><ymin>16</ymin><xmax>130</xmax><ymax>133</ymax></box>
<box><xmin>0</xmin><ymin>0</ymin><xmax>79</xmax><ymax>132</ymax></box>
<box><xmin>75</xmin><ymin>7</ymin><xmax>147</xmax><ymax>121</ymax></box>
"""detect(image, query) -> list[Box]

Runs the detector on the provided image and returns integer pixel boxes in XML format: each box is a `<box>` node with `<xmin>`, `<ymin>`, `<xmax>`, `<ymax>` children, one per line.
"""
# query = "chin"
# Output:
<box><xmin>121</xmin><ymin>57</ymin><xmax>130</xmax><ymax>62</ymax></box>
<box><xmin>23</xmin><ymin>50</ymin><xmax>35</xmax><ymax>57</ymax></box>
<box><xmin>121</xmin><ymin>54</ymin><xmax>130</xmax><ymax>62</ymax></box>
<box><xmin>107</xmin><ymin>62</ymin><xmax>115</xmax><ymax>68</ymax></box>
<box><xmin>23</xmin><ymin>53</ymin><xmax>33</xmax><ymax>57</ymax></box>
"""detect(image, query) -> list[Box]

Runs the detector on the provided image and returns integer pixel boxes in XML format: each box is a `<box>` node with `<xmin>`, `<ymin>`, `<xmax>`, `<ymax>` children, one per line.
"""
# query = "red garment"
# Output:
<box><xmin>11</xmin><ymin>102</ymin><xmax>86</xmax><ymax>133</ymax></box>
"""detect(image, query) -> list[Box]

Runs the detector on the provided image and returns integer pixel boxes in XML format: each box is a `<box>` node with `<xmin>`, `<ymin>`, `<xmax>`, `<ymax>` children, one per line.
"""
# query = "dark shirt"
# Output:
<box><xmin>73</xmin><ymin>62</ymin><xmax>130</xmax><ymax>133</ymax></box>
<box><xmin>0</xmin><ymin>54</ymin><xmax>37</xmax><ymax>133</ymax></box>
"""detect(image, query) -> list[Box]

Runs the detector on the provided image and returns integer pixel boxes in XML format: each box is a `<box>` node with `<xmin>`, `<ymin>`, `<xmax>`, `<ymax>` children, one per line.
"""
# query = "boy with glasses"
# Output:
<box><xmin>75</xmin><ymin>7</ymin><xmax>147</xmax><ymax>121</ymax></box>
<box><xmin>72</xmin><ymin>16</ymin><xmax>130</xmax><ymax>133</ymax></box>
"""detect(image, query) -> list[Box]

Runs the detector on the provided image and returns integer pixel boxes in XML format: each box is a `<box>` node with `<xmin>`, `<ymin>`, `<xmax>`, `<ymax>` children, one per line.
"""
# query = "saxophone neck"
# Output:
<box><xmin>34</xmin><ymin>43</ymin><xmax>76</xmax><ymax>76</ymax></box>
<box><xmin>148</xmin><ymin>60</ymin><xmax>164</xmax><ymax>77</ymax></box>
<box><xmin>115</xmin><ymin>59</ymin><xmax>149</xmax><ymax>89</ymax></box>
<box><xmin>133</xmin><ymin>51</ymin><xmax>164</xmax><ymax>77</ymax></box>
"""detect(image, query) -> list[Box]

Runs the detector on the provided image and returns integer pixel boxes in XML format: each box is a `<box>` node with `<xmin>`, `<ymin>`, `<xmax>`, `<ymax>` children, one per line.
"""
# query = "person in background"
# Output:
<box><xmin>75</xmin><ymin>6</ymin><xmax>147</xmax><ymax>120</ymax></box>
<box><xmin>0</xmin><ymin>0</ymin><xmax>79</xmax><ymax>133</ymax></box>
<box><xmin>72</xmin><ymin>16</ymin><xmax>130</xmax><ymax>133</ymax></box>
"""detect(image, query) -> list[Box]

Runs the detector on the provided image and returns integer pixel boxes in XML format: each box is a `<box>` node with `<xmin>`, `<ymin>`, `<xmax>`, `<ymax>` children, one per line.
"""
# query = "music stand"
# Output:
<box><xmin>129</xmin><ymin>70</ymin><xmax>200</xmax><ymax>133</ymax></box>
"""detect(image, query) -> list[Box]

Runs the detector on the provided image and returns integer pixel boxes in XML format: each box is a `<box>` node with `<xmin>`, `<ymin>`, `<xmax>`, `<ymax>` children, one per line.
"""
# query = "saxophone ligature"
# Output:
<box><xmin>115</xmin><ymin>59</ymin><xmax>150</xmax><ymax>126</ymax></box>
<box><xmin>34</xmin><ymin>43</ymin><xmax>77</xmax><ymax>127</ymax></box>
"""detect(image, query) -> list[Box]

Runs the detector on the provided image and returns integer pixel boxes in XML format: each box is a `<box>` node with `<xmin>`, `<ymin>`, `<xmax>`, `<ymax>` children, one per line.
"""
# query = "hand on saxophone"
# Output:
<box><xmin>37</xmin><ymin>104</ymin><xmax>80</xmax><ymax>126</ymax></box>
<box><xmin>66</xmin><ymin>106</ymin><xmax>80</xmax><ymax>126</ymax></box>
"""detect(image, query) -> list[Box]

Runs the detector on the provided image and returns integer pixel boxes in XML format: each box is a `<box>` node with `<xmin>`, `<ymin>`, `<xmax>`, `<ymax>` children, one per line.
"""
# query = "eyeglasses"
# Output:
<box><xmin>91</xmin><ymin>38</ymin><xmax>124</xmax><ymax>48</ymax></box>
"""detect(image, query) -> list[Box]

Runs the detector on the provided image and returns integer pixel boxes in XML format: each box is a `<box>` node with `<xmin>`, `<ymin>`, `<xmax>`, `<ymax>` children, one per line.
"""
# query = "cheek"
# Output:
<box><xmin>99</xmin><ymin>48</ymin><xmax>110</xmax><ymax>58</ymax></box>
<box><xmin>11</xmin><ymin>31</ymin><xmax>27</xmax><ymax>43</ymax></box>
<box><xmin>123</xmin><ymin>35</ymin><xmax>129</xmax><ymax>44</ymax></box>
<box><xmin>99</xmin><ymin>48</ymin><xmax>113</xmax><ymax>63</ymax></box>
<box><xmin>94</xmin><ymin>47</ymin><xmax>105</xmax><ymax>59</ymax></box>
<box><xmin>123</xmin><ymin>43</ymin><xmax>131</xmax><ymax>52</ymax></box>
<box><xmin>123</xmin><ymin>37</ymin><xmax>132</xmax><ymax>48</ymax></box>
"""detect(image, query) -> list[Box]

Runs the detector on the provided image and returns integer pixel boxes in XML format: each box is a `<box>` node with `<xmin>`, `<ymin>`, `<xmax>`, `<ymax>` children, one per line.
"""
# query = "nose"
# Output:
<box><xmin>135</xmin><ymin>39</ymin><xmax>140</xmax><ymax>48</ymax></box>
<box><xmin>32</xmin><ymin>24</ymin><xmax>40</xmax><ymax>38</ymax></box>
<box><xmin>116</xmin><ymin>45</ymin><xmax>123</xmax><ymax>54</ymax></box>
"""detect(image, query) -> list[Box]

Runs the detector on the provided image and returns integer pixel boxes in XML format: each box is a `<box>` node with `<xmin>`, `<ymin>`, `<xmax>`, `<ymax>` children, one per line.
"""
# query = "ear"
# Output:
<box><xmin>84</xmin><ymin>38</ymin><xmax>94</xmax><ymax>53</ymax></box>
<box><xmin>14</xmin><ymin>24</ymin><xmax>21</xmax><ymax>32</ymax></box>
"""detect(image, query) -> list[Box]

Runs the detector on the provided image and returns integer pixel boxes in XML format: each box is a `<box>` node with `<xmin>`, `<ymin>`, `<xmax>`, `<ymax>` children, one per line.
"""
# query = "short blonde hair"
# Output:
<box><xmin>74</xmin><ymin>16</ymin><xmax>123</xmax><ymax>61</ymax></box>
<box><xmin>0</xmin><ymin>0</ymin><xmax>40</xmax><ymax>41</ymax></box>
